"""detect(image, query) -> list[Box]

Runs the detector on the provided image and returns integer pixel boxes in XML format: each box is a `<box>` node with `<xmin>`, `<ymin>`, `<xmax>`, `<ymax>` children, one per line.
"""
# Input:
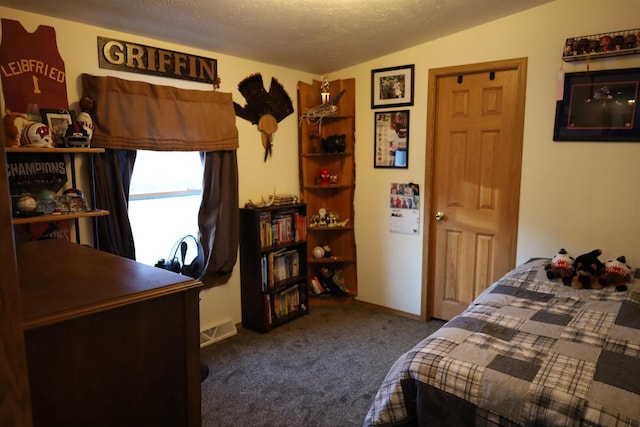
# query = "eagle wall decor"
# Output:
<box><xmin>233</xmin><ymin>73</ymin><xmax>294</xmax><ymax>161</ymax></box>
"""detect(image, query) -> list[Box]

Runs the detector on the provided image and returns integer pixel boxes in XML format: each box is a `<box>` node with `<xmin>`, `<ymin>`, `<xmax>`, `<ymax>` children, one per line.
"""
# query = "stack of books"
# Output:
<box><xmin>272</xmin><ymin>194</ymin><xmax>298</xmax><ymax>206</ymax></box>
<box><xmin>258</xmin><ymin>210</ymin><xmax>306</xmax><ymax>248</ymax></box>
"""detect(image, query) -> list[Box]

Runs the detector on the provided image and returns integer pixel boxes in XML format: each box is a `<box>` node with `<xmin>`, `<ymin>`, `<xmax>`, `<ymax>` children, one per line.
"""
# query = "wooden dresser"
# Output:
<box><xmin>17</xmin><ymin>239</ymin><xmax>203</xmax><ymax>427</ymax></box>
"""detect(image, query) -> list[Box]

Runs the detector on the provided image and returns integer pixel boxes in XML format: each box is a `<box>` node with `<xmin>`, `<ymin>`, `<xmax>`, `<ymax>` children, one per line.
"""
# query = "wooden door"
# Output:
<box><xmin>427</xmin><ymin>58</ymin><xmax>527</xmax><ymax>320</ymax></box>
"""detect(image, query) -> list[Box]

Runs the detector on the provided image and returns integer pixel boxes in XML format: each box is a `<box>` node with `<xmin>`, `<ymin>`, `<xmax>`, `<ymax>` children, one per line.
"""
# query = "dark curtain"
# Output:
<box><xmin>94</xmin><ymin>149</ymin><xmax>137</xmax><ymax>260</ymax></box>
<box><xmin>84</xmin><ymin>74</ymin><xmax>239</xmax><ymax>287</ymax></box>
<box><xmin>198</xmin><ymin>150</ymin><xmax>239</xmax><ymax>288</ymax></box>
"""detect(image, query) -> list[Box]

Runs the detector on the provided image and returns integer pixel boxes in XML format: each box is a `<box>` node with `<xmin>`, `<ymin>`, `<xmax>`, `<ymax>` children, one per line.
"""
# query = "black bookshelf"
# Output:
<box><xmin>239</xmin><ymin>203</ymin><xmax>308</xmax><ymax>332</ymax></box>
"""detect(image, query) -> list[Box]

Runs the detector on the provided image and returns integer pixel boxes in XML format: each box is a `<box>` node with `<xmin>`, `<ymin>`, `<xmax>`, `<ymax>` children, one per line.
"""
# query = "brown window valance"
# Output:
<box><xmin>81</xmin><ymin>74</ymin><xmax>238</xmax><ymax>151</ymax></box>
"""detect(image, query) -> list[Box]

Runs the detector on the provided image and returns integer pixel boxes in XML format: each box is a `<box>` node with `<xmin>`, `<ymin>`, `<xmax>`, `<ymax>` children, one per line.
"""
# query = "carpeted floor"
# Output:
<box><xmin>200</xmin><ymin>302</ymin><xmax>445</xmax><ymax>426</ymax></box>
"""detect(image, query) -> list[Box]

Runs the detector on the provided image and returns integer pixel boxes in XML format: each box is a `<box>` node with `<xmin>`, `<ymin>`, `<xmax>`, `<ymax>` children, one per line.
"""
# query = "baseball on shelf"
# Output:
<box><xmin>17</xmin><ymin>195</ymin><xmax>37</xmax><ymax>212</ymax></box>
<box><xmin>311</xmin><ymin>246</ymin><xmax>325</xmax><ymax>259</ymax></box>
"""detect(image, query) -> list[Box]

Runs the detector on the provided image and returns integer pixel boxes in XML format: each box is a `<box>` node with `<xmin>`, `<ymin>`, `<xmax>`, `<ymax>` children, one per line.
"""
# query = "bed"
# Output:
<box><xmin>364</xmin><ymin>258</ymin><xmax>640</xmax><ymax>426</ymax></box>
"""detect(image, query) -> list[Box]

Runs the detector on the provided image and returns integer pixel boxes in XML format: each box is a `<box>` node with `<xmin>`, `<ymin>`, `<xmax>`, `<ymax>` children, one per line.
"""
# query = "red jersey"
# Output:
<box><xmin>0</xmin><ymin>19</ymin><xmax>69</xmax><ymax>113</ymax></box>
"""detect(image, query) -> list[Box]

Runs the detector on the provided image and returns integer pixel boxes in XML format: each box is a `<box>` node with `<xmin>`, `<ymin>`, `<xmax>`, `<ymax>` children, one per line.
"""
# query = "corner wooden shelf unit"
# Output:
<box><xmin>298</xmin><ymin>77</ymin><xmax>357</xmax><ymax>297</ymax></box>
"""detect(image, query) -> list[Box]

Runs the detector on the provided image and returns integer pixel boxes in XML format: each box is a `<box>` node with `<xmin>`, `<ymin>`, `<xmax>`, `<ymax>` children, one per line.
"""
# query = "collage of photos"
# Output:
<box><xmin>389</xmin><ymin>183</ymin><xmax>420</xmax><ymax>235</ymax></box>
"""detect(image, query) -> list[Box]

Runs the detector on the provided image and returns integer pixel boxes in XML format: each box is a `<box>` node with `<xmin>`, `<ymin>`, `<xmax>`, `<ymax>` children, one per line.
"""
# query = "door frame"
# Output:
<box><xmin>420</xmin><ymin>57</ymin><xmax>528</xmax><ymax>320</ymax></box>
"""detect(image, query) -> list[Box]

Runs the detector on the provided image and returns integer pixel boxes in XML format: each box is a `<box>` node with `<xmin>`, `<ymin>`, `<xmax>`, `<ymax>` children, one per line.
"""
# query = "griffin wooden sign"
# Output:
<box><xmin>97</xmin><ymin>36</ymin><xmax>218</xmax><ymax>85</ymax></box>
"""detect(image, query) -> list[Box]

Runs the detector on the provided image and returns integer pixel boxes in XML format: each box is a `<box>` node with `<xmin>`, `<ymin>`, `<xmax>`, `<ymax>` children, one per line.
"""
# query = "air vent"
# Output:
<box><xmin>200</xmin><ymin>317</ymin><xmax>237</xmax><ymax>347</ymax></box>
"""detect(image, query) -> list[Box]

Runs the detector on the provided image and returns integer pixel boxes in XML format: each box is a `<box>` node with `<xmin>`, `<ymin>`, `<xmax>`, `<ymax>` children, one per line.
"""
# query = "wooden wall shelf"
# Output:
<box><xmin>309</xmin><ymin>225</ymin><xmax>354</xmax><ymax>232</ymax></box>
<box><xmin>12</xmin><ymin>209</ymin><xmax>109</xmax><ymax>225</ymax></box>
<box><xmin>304</xmin><ymin>184</ymin><xmax>353</xmax><ymax>191</ymax></box>
<box><xmin>301</xmin><ymin>152</ymin><xmax>352</xmax><ymax>158</ymax></box>
<box><xmin>562</xmin><ymin>28</ymin><xmax>640</xmax><ymax>62</ymax></box>
<box><xmin>562</xmin><ymin>47</ymin><xmax>640</xmax><ymax>62</ymax></box>
<box><xmin>309</xmin><ymin>257</ymin><xmax>356</xmax><ymax>264</ymax></box>
<box><xmin>5</xmin><ymin>147</ymin><xmax>104</xmax><ymax>153</ymax></box>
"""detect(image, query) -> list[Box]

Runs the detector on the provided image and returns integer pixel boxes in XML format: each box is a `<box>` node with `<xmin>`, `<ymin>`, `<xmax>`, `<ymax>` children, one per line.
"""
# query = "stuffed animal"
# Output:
<box><xmin>545</xmin><ymin>248</ymin><xmax>575</xmax><ymax>285</ymax></box>
<box><xmin>3</xmin><ymin>110</ymin><xmax>31</xmax><ymax>147</ymax></box>
<box><xmin>571</xmin><ymin>249</ymin><xmax>605</xmax><ymax>289</ymax></box>
<box><xmin>321</xmin><ymin>134</ymin><xmax>346</xmax><ymax>153</ymax></box>
<box><xmin>313</xmin><ymin>267</ymin><xmax>349</xmax><ymax>296</ymax></box>
<box><xmin>598</xmin><ymin>256</ymin><xmax>632</xmax><ymax>292</ymax></box>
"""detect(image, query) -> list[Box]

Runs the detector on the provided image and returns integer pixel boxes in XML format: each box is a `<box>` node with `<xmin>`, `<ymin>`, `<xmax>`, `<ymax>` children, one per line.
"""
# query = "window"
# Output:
<box><xmin>128</xmin><ymin>150</ymin><xmax>203</xmax><ymax>266</ymax></box>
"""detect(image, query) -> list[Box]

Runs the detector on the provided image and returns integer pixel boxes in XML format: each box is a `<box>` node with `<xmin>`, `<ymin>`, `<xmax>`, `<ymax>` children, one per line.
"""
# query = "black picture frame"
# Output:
<box><xmin>374</xmin><ymin>110</ymin><xmax>409</xmax><ymax>168</ymax></box>
<box><xmin>371</xmin><ymin>64</ymin><xmax>414</xmax><ymax>109</ymax></box>
<box><xmin>40</xmin><ymin>108</ymin><xmax>76</xmax><ymax>141</ymax></box>
<box><xmin>553</xmin><ymin>67</ymin><xmax>640</xmax><ymax>142</ymax></box>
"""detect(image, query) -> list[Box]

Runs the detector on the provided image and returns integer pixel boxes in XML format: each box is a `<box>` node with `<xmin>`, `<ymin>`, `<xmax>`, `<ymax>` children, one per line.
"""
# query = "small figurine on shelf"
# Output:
<box><xmin>326</xmin><ymin>211</ymin><xmax>338</xmax><ymax>226</ymax></box>
<box><xmin>334</xmin><ymin>218</ymin><xmax>350</xmax><ymax>227</ymax></box>
<box><xmin>77</xmin><ymin>96</ymin><xmax>95</xmax><ymax>143</ymax></box>
<box><xmin>599</xmin><ymin>35</ymin><xmax>613</xmax><ymax>52</ymax></box>
<box><xmin>317</xmin><ymin>208</ymin><xmax>328</xmax><ymax>226</ymax></box>
<box><xmin>329</xmin><ymin>174</ymin><xmax>338</xmax><ymax>184</ymax></box>
<box><xmin>317</xmin><ymin>168</ymin><xmax>331</xmax><ymax>185</ymax></box>
<box><xmin>322</xmin><ymin>244</ymin><xmax>332</xmax><ymax>258</ymax></box>
<box><xmin>624</xmin><ymin>34</ymin><xmax>637</xmax><ymax>49</ymax></box>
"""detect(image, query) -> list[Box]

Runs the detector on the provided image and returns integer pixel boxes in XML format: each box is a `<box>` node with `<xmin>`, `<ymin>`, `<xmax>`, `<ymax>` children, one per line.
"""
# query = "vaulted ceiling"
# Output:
<box><xmin>1</xmin><ymin>0</ymin><xmax>553</xmax><ymax>74</ymax></box>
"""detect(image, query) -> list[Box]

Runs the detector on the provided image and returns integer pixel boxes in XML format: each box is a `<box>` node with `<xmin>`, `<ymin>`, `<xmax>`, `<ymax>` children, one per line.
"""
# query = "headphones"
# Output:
<box><xmin>156</xmin><ymin>235</ymin><xmax>205</xmax><ymax>279</ymax></box>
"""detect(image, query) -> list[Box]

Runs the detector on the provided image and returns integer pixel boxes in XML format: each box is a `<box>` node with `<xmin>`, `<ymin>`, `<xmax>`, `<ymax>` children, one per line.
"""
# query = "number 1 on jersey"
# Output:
<box><xmin>32</xmin><ymin>75</ymin><xmax>41</xmax><ymax>94</ymax></box>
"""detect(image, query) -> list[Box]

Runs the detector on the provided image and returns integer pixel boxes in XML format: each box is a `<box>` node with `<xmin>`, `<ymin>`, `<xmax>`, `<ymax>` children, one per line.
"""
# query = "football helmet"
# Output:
<box><xmin>60</xmin><ymin>188</ymin><xmax>87</xmax><ymax>212</ymax></box>
<box><xmin>64</xmin><ymin>121</ymin><xmax>90</xmax><ymax>147</ymax></box>
<box><xmin>20</xmin><ymin>122</ymin><xmax>54</xmax><ymax>147</ymax></box>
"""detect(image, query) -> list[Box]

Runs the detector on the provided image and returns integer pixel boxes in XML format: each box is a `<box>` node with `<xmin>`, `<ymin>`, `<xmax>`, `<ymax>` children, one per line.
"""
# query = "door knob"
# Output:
<box><xmin>435</xmin><ymin>211</ymin><xmax>445</xmax><ymax>221</ymax></box>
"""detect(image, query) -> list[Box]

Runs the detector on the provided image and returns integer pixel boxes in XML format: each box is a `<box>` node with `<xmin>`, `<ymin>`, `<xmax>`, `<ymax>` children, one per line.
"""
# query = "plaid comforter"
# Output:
<box><xmin>364</xmin><ymin>259</ymin><xmax>640</xmax><ymax>426</ymax></box>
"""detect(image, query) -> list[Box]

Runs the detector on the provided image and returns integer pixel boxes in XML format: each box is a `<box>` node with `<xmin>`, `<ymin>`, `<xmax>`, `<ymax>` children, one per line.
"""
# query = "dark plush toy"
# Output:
<box><xmin>314</xmin><ymin>267</ymin><xmax>349</xmax><ymax>296</ymax></box>
<box><xmin>321</xmin><ymin>134</ymin><xmax>346</xmax><ymax>153</ymax></box>
<box><xmin>571</xmin><ymin>249</ymin><xmax>605</xmax><ymax>289</ymax></box>
<box><xmin>598</xmin><ymin>256</ymin><xmax>632</xmax><ymax>292</ymax></box>
<box><xmin>545</xmin><ymin>248</ymin><xmax>575</xmax><ymax>285</ymax></box>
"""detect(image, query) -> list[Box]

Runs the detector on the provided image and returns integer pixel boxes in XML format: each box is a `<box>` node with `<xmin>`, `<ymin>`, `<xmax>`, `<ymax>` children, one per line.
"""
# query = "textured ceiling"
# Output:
<box><xmin>1</xmin><ymin>0</ymin><xmax>552</xmax><ymax>74</ymax></box>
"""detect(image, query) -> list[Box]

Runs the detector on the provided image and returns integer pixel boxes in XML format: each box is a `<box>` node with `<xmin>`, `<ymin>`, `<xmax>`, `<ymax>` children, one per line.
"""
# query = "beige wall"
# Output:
<box><xmin>0</xmin><ymin>6</ymin><xmax>316</xmax><ymax>329</ymax></box>
<box><xmin>3</xmin><ymin>0</ymin><xmax>640</xmax><ymax>325</ymax></box>
<box><xmin>335</xmin><ymin>0</ymin><xmax>640</xmax><ymax>315</ymax></box>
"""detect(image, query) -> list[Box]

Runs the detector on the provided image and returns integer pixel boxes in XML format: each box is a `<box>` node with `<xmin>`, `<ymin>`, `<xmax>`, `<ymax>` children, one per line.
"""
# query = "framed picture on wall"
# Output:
<box><xmin>553</xmin><ymin>67</ymin><xmax>640</xmax><ymax>142</ymax></box>
<box><xmin>371</xmin><ymin>64</ymin><xmax>414</xmax><ymax>109</ymax></box>
<box><xmin>374</xmin><ymin>110</ymin><xmax>409</xmax><ymax>168</ymax></box>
